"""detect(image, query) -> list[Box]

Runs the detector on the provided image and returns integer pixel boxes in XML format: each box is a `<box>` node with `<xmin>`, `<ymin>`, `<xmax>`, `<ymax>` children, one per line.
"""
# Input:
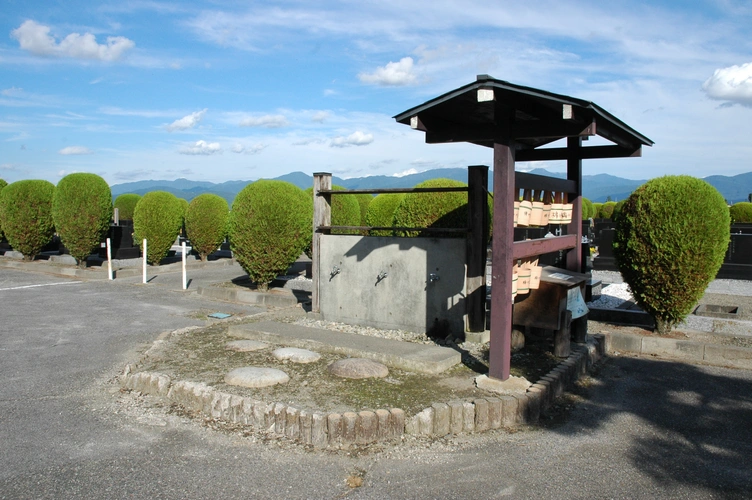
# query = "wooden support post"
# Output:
<box><xmin>311</xmin><ymin>173</ymin><xmax>332</xmax><ymax>314</ymax></box>
<box><xmin>566</xmin><ymin>136</ymin><xmax>583</xmax><ymax>273</ymax></box>
<box><xmin>554</xmin><ymin>310</ymin><xmax>572</xmax><ymax>358</ymax></box>
<box><xmin>466</xmin><ymin>165</ymin><xmax>489</xmax><ymax>333</ymax></box>
<box><xmin>489</xmin><ymin>142</ymin><xmax>516</xmax><ymax>381</ymax></box>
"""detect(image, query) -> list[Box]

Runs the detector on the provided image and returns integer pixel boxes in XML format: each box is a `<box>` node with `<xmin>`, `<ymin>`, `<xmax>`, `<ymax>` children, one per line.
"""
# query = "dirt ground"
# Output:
<box><xmin>133</xmin><ymin>308</ymin><xmax>564</xmax><ymax>416</ymax></box>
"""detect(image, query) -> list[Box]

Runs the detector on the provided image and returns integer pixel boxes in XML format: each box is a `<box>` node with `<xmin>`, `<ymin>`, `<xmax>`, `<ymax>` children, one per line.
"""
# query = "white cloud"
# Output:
<box><xmin>702</xmin><ymin>62</ymin><xmax>752</xmax><ymax>106</ymax></box>
<box><xmin>231</xmin><ymin>143</ymin><xmax>266</xmax><ymax>154</ymax></box>
<box><xmin>11</xmin><ymin>20</ymin><xmax>135</xmax><ymax>61</ymax></box>
<box><xmin>166</xmin><ymin>109</ymin><xmax>207</xmax><ymax>131</ymax></box>
<box><xmin>58</xmin><ymin>146</ymin><xmax>93</xmax><ymax>155</ymax></box>
<box><xmin>179</xmin><ymin>140</ymin><xmax>221</xmax><ymax>155</ymax></box>
<box><xmin>330</xmin><ymin>131</ymin><xmax>374</xmax><ymax>148</ymax></box>
<box><xmin>311</xmin><ymin>111</ymin><xmax>329</xmax><ymax>123</ymax></box>
<box><xmin>358</xmin><ymin>57</ymin><xmax>417</xmax><ymax>86</ymax></box>
<box><xmin>238</xmin><ymin>114</ymin><xmax>289</xmax><ymax>128</ymax></box>
<box><xmin>392</xmin><ymin>168</ymin><xmax>420</xmax><ymax>178</ymax></box>
<box><xmin>1</xmin><ymin>87</ymin><xmax>24</xmax><ymax>97</ymax></box>
<box><xmin>99</xmin><ymin>107</ymin><xmax>177</xmax><ymax>118</ymax></box>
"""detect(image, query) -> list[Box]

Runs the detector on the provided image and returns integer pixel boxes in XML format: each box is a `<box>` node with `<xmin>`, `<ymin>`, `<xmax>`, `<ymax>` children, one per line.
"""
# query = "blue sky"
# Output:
<box><xmin>1</xmin><ymin>1</ymin><xmax>751</xmax><ymax>186</ymax></box>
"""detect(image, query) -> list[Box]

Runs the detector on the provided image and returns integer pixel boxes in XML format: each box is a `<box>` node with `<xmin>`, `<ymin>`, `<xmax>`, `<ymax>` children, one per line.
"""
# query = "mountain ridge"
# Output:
<box><xmin>110</xmin><ymin>168</ymin><xmax>752</xmax><ymax>204</ymax></box>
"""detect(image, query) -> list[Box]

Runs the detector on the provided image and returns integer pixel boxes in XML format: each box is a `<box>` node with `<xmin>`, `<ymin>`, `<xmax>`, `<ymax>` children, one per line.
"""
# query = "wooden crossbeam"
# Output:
<box><xmin>517</xmin><ymin>145</ymin><xmax>642</xmax><ymax>162</ymax></box>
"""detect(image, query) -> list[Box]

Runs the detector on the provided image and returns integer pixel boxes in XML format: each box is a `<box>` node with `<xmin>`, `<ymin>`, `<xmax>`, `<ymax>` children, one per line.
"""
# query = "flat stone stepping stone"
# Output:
<box><xmin>272</xmin><ymin>347</ymin><xmax>321</xmax><ymax>363</ymax></box>
<box><xmin>328</xmin><ymin>358</ymin><xmax>389</xmax><ymax>379</ymax></box>
<box><xmin>225</xmin><ymin>340</ymin><xmax>268</xmax><ymax>352</ymax></box>
<box><xmin>225</xmin><ymin>367</ymin><xmax>289</xmax><ymax>388</ymax></box>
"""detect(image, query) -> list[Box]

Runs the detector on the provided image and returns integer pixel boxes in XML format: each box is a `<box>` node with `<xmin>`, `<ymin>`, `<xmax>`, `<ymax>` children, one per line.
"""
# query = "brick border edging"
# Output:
<box><xmin>120</xmin><ymin>334</ymin><xmax>606</xmax><ymax>448</ymax></box>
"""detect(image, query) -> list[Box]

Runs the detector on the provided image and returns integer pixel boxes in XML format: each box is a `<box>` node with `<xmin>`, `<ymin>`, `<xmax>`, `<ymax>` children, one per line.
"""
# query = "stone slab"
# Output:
<box><xmin>703</xmin><ymin>344</ymin><xmax>752</xmax><ymax>370</ymax></box>
<box><xmin>228</xmin><ymin>320</ymin><xmax>461</xmax><ymax>374</ymax></box>
<box><xmin>475</xmin><ymin>374</ymin><xmax>532</xmax><ymax>394</ymax></box>
<box><xmin>607</xmin><ymin>331</ymin><xmax>643</xmax><ymax>353</ymax></box>
<box><xmin>641</xmin><ymin>337</ymin><xmax>705</xmax><ymax>361</ymax></box>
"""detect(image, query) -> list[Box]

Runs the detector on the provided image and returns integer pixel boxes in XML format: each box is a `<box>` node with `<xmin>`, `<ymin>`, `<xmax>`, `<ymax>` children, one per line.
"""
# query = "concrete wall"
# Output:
<box><xmin>319</xmin><ymin>235</ymin><xmax>467</xmax><ymax>335</ymax></box>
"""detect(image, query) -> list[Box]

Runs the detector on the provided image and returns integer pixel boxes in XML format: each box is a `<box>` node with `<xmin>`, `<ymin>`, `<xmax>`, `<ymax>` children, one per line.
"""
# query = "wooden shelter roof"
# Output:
<box><xmin>394</xmin><ymin>75</ymin><xmax>653</xmax><ymax>161</ymax></box>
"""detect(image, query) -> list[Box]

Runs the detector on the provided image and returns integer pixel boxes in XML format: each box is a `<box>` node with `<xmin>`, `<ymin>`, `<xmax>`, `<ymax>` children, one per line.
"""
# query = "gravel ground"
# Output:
<box><xmin>592</xmin><ymin>270</ymin><xmax>752</xmax><ymax>298</ymax></box>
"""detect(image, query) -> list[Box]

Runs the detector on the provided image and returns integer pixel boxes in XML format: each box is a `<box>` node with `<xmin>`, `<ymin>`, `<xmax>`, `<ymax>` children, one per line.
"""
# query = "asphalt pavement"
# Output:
<box><xmin>1</xmin><ymin>265</ymin><xmax>751</xmax><ymax>499</ymax></box>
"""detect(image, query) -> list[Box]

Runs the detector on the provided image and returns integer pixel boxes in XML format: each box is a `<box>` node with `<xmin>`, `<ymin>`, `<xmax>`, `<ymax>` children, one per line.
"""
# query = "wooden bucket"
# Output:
<box><xmin>517</xmin><ymin>266</ymin><xmax>531</xmax><ymax>295</ymax></box>
<box><xmin>529</xmin><ymin>190</ymin><xmax>544</xmax><ymax>226</ymax></box>
<box><xmin>541</xmin><ymin>191</ymin><xmax>552</xmax><ymax>226</ymax></box>
<box><xmin>560</xmin><ymin>193</ymin><xmax>573</xmax><ymax>225</ymax></box>
<box><xmin>550</xmin><ymin>192</ymin><xmax>563</xmax><ymax>224</ymax></box>
<box><xmin>517</xmin><ymin>190</ymin><xmax>532</xmax><ymax>227</ymax></box>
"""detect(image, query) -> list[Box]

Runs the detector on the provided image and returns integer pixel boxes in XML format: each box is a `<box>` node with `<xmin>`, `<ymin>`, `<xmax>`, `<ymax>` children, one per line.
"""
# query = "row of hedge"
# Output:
<box><xmin>0</xmin><ymin>173</ymin><xmax>738</xmax><ymax>330</ymax></box>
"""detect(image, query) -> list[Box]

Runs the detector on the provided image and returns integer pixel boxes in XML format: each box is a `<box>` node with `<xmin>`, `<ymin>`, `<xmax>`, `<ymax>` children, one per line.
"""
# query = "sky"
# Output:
<box><xmin>0</xmin><ymin>0</ymin><xmax>751</xmax><ymax>187</ymax></box>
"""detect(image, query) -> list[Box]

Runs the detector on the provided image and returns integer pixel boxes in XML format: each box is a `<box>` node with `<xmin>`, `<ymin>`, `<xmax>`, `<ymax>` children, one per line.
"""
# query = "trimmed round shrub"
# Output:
<box><xmin>0</xmin><ymin>180</ymin><xmax>55</xmax><ymax>260</ymax></box>
<box><xmin>353</xmin><ymin>193</ymin><xmax>373</xmax><ymax>235</ymax></box>
<box><xmin>185</xmin><ymin>193</ymin><xmax>229</xmax><ymax>260</ymax></box>
<box><xmin>230</xmin><ymin>180</ymin><xmax>312</xmax><ymax>290</ymax></box>
<box><xmin>178</xmin><ymin>198</ymin><xmax>189</xmax><ymax>221</ymax></box>
<box><xmin>598</xmin><ymin>201</ymin><xmax>618</xmax><ymax>219</ymax></box>
<box><xmin>52</xmin><ymin>173</ymin><xmax>113</xmax><ymax>267</ymax></box>
<box><xmin>592</xmin><ymin>202</ymin><xmax>603</xmax><ymax>218</ymax></box>
<box><xmin>133</xmin><ymin>191</ymin><xmax>184</xmax><ymax>265</ymax></box>
<box><xmin>393</xmin><ymin>178</ymin><xmax>492</xmax><ymax>239</ymax></box>
<box><xmin>613</xmin><ymin>175</ymin><xmax>730</xmax><ymax>335</ymax></box>
<box><xmin>581</xmin><ymin>197</ymin><xmax>594</xmax><ymax>219</ymax></box>
<box><xmin>305</xmin><ymin>185</ymin><xmax>360</xmax><ymax>235</ymax></box>
<box><xmin>729</xmin><ymin>202</ymin><xmax>752</xmax><ymax>223</ymax></box>
<box><xmin>366</xmin><ymin>193</ymin><xmax>405</xmax><ymax>236</ymax></box>
<box><xmin>113</xmin><ymin>193</ymin><xmax>141</xmax><ymax>221</ymax></box>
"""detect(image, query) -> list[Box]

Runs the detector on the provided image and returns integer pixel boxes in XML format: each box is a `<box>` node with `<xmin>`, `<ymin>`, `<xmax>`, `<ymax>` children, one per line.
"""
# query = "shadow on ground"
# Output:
<box><xmin>556</xmin><ymin>356</ymin><xmax>752</xmax><ymax>497</ymax></box>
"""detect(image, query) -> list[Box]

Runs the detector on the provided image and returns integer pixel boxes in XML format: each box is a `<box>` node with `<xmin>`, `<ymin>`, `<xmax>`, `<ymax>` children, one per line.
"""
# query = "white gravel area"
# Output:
<box><xmin>290</xmin><ymin>318</ymin><xmax>433</xmax><ymax>344</ymax></box>
<box><xmin>587</xmin><ymin>283</ymin><xmax>633</xmax><ymax>309</ymax></box>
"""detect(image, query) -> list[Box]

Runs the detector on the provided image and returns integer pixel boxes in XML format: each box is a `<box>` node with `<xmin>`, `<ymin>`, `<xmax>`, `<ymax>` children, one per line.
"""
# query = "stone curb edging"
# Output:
<box><xmin>196</xmin><ymin>286</ymin><xmax>305</xmax><ymax>308</ymax></box>
<box><xmin>120</xmin><ymin>334</ymin><xmax>606</xmax><ymax>447</ymax></box>
<box><xmin>605</xmin><ymin>331</ymin><xmax>752</xmax><ymax>370</ymax></box>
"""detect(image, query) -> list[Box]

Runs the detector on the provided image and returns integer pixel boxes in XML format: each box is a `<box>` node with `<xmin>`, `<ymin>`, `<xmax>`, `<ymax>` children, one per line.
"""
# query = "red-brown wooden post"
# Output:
<box><xmin>489</xmin><ymin>141</ymin><xmax>516</xmax><ymax>380</ymax></box>
<box><xmin>312</xmin><ymin>173</ymin><xmax>332</xmax><ymax>313</ymax></box>
<box><xmin>466</xmin><ymin>165</ymin><xmax>489</xmax><ymax>333</ymax></box>
<box><xmin>566</xmin><ymin>136</ymin><xmax>583</xmax><ymax>273</ymax></box>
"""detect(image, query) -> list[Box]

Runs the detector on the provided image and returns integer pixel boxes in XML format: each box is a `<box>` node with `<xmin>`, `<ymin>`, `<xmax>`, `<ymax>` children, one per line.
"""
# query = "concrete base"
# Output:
<box><xmin>465</xmin><ymin>330</ymin><xmax>490</xmax><ymax>344</ymax></box>
<box><xmin>475</xmin><ymin>374</ymin><xmax>532</xmax><ymax>394</ymax></box>
<box><xmin>228</xmin><ymin>321</ymin><xmax>461</xmax><ymax>374</ymax></box>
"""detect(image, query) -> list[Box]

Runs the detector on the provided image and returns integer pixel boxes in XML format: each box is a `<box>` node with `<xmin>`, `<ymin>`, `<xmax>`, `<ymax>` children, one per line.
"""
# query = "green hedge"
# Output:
<box><xmin>353</xmin><ymin>193</ymin><xmax>373</xmax><ymax>235</ymax></box>
<box><xmin>52</xmin><ymin>173</ymin><xmax>113</xmax><ymax>267</ymax></box>
<box><xmin>598</xmin><ymin>201</ymin><xmax>618</xmax><ymax>219</ymax></box>
<box><xmin>306</xmin><ymin>185</ymin><xmax>360</xmax><ymax>234</ymax></box>
<box><xmin>581</xmin><ymin>197</ymin><xmax>594</xmax><ymax>219</ymax></box>
<box><xmin>392</xmin><ymin>178</ymin><xmax>492</xmax><ymax>239</ymax></box>
<box><xmin>231</xmin><ymin>180</ymin><xmax>312</xmax><ymax>290</ymax></box>
<box><xmin>0</xmin><ymin>178</ymin><xmax>7</xmax><ymax>239</ymax></box>
<box><xmin>185</xmin><ymin>193</ymin><xmax>229</xmax><ymax>260</ymax></box>
<box><xmin>0</xmin><ymin>180</ymin><xmax>55</xmax><ymax>260</ymax></box>
<box><xmin>365</xmin><ymin>193</ymin><xmax>405</xmax><ymax>236</ymax></box>
<box><xmin>729</xmin><ymin>202</ymin><xmax>752</xmax><ymax>223</ymax></box>
<box><xmin>613</xmin><ymin>175</ymin><xmax>730</xmax><ymax>334</ymax></box>
<box><xmin>592</xmin><ymin>202</ymin><xmax>603</xmax><ymax>218</ymax></box>
<box><xmin>133</xmin><ymin>191</ymin><xmax>184</xmax><ymax>265</ymax></box>
<box><xmin>113</xmin><ymin>193</ymin><xmax>141</xmax><ymax>221</ymax></box>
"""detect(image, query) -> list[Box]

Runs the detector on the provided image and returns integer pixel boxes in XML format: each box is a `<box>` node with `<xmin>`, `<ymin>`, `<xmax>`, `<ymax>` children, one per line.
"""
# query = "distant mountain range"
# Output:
<box><xmin>110</xmin><ymin>168</ymin><xmax>752</xmax><ymax>205</ymax></box>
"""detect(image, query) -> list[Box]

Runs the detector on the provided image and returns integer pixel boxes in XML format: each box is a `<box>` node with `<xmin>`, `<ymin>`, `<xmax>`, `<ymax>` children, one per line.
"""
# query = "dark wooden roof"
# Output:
<box><xmin>394</xmin><ymin>75</ymin><xmax>653</xmax><ymax>161</ymax></box>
